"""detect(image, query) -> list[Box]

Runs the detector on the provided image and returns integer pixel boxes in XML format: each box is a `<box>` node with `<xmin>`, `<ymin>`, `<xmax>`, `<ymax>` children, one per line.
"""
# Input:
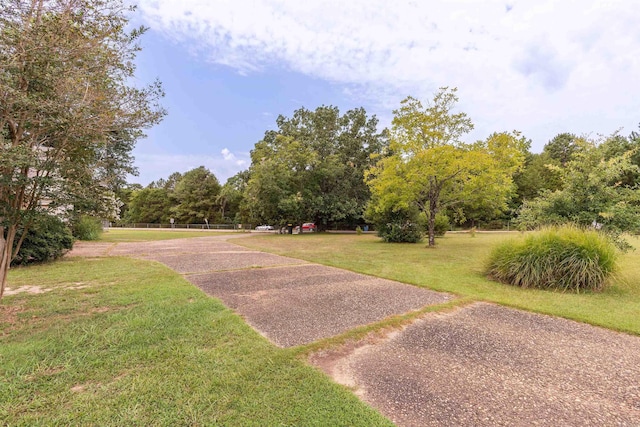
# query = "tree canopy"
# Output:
<box><xmin>243</xmin><ymin>105</ymin><xmax>388</xmax><ymax>229</ymax></box>
<box><xmin>365</xmin><ymin>88</ymin><xmax>525</xmax><ymax>246</ymax></box>
<box><xmin>516</xmin><ymin>133</ymin><xmax>640</xmax><ymax>249</ymax></box>
<box><xmin>171</xmin><ymin>166</ymin><xmax>221</xmax><ymax>224</ymax></box>
<box><xmin>0</xmin><ymin>0</ymin><xmax>165</xmax><ymax>298</ymax></box>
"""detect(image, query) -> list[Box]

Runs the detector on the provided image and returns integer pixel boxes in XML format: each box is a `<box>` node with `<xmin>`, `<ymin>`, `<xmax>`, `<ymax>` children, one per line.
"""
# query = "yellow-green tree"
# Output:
<box><xmin>366</xmin><ymin>88</ymin><xmax>524</xmax><ymax>246</ymax></box>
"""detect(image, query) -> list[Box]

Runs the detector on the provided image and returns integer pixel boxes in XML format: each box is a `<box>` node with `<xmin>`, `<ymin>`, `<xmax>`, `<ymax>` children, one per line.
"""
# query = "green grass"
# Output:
<box><xmin>1</xmin><ymin>258</ymin><xmax>392</xmax><ymax>426</ymax></box>
<box><xmin>234</xmin><ymin>232</ymin><xmax>640</xmax><ymax>335</ymax></box>
<box><xmin>99</xmin><ymin>228</ymin><xmax>243</xmax><ymax>242</ymax></box>
<box><xmin>5</xmin><ymin>229</ymin><xmax>639</xmax><ymax>424</ymax></box>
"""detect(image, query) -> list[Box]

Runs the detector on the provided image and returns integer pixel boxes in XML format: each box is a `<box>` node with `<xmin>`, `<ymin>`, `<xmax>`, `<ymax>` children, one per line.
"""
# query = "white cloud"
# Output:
<box><xmin>221</xmin><ymin>147</ymin><xmax>248</xmax><ymax>166</ymax></box>
<box><xmin>138</xmin><ymin>0</ymin><xmax>640</xmax><ymax>149</ymax></box>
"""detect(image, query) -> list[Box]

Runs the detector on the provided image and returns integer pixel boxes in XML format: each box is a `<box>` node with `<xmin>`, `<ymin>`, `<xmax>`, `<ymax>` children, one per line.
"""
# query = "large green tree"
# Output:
<box><xmin>598</xmin><ymin>128</ymin><xmax>640</xmax><ymax>188</ymax></box>
<box><xmin>0</xmin><ymin>0</ymin><xmax>164</xmax><ymax>298</ymax></box>
<box><xmin>219</xmin><ymin>170</ymin><xmax>249</xmax><ymax>224</ymax></box>
<box><xmin>245</xmin><ymin>135</ymin><xmax>319</xmax><ymax>228</ymax></box>
<box><xmin>513</xmin><ymin>151</ymin><xmax>563</xmax><ymax>206</ymax></box>
<box><xmin>124</xmin><ymin>186</ymin><xmax>173</xmax><ymax>224</ymax></box>
<box><xmin>512</xmin><ymin>133</ymin><xmax>585</xmax><ymax>209</ymax></box>
<box><xmin>366</xmin><ymin>88</ymin><xmax>525</xmax><ymax>246</ymax></box>
<box><xmin>459</xmin><ymin>131</ymin><xmax>531</xmax><ymax>226</ymax></box>
<box><xmin>543</xmin><ymin>132</ymin><xmax>580</xmax><ymax>167</ymax></box>
<box><xmin>244</xmin><ymin>106</ymin><xmax>387</xmax><ymax>229</ymax></box>
<box><xmin>171</xmin><ymin>166</ymin><xmax>222</xmax><ymax>224</ymax></box>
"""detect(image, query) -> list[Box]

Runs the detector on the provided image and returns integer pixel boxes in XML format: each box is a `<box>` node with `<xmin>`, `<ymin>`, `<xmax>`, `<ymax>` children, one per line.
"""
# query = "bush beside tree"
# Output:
<box><xmin>73</xmin><ymin>215</ymin><xmax>103</xmax><ymax>241</ymax></box>
<box><xmin>515</xmin><ymin>134</ymin><xmax>640</xmax><ymax>250</ymax></box>
<box><xmin>11</xmin><ymin>214</ymin><xmax>74</xmax><ymax>266</ymax></box>
<box><xmin>367</xmin><ymin>206</ymin><xmax>423</xmax><ymax>243</ymax></box>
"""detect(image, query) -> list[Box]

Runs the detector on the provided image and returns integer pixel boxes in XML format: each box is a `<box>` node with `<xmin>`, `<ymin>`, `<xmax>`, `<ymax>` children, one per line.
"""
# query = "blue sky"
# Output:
<box><xmin>131</xmin><ymin>30</ymin><xmax>361</xmax><ymax>185</ymax></box>
<box><xmin>128</xmin><ymin>0</ymin><xmax>640</xmax><ymax>186</ymax></box>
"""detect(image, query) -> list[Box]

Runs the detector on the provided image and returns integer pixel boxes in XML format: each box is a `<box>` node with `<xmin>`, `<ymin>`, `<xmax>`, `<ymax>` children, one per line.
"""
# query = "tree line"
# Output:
<box><xmin>121</xmin><ymin>88</ymin><xmax>640</xmax><ymax>248</ymax></box>
<box><xmin>120</xmin><ymin>167</ymin><xmax>245</xmax><ymax>225</ymax></box>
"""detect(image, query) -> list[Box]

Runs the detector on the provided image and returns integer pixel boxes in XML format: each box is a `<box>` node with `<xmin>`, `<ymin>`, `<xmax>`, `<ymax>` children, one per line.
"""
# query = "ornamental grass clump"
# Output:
<box><xmin>486</xmin><ymin>226</ymin><xmax>618</xmax><ymax>292</ymax></box>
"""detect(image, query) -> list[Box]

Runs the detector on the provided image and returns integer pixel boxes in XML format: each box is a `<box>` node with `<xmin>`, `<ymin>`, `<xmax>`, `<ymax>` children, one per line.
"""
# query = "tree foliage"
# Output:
<box><xmin>219</xmin><ymin>170</ymin><xmax>249</xmax><ymax>223</ymax></box>
<box><xmin>516</xmin><ymin>134</ymin><xmax>640</xmax><ymax>250</ymax></box>
<box><xmin>124</xmin><ymin>186</ymin><xmax>174</xmax><ymax>224</ymax></box>
<box><xmin>11</xmin><ymin>213</ymin><xmax>73</xmax><ymax>266</ymax></box>
<box><xmin>543</xmin><ymin>133</ymin><xmax>580</xmax><ymax>166</ymax></box>
<box><xmin>513</xmin><ymin>151</ymin><xmax>563</xmax><ymax>205</ymax></box>
<box><xmin>244</xmin><ymin>106</ymin><xmax>387</xmax><ymax>229</ymax></box>
<box><xmin>0</xmin><ymin>0</ymin><xmax>165</xmax><ymax>298</ymax></box>
<box><xmin>171</xmin><ymin>166</ymin><xmax>221</xmax><ymax>224</ymax></box>
<box><xmin>366</xmin><ymin>88</ymin><xmax>525</xmax><ymax>246</ymax></box>
<box><xmin>124</xmin><ymin>167</ymin><xmax>236</xmax><ymax>225</ymax></box>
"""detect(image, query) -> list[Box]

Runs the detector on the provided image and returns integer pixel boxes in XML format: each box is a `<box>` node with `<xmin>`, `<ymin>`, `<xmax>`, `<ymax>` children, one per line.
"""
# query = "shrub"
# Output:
<box><xmin>371</xmin><ymin>207</ymin><xmax>423</xmax><ymax>243</ymax></box>
<box><xmin>380</xmin><ymin>221</ymin><xmax>423</xmax><ymax>243</ymax></box>
<box><xmin>11</xmin><ymin>214</ymin><xmax>74</xmax><ymax>266</ymax></box>
<box><xmin>73</xmin><ymin>215</ymin><xmax>103</xmax><ymax>240</ymax></box>
<box><xmin>486</xmin><ymin>226</ymin><xmax>617</xmax><ymax>292</ymax></box>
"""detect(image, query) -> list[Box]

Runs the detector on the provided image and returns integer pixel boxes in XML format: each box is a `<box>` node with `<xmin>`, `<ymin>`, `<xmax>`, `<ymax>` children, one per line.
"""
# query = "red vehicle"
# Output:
<box><xmin>302</xmin><ymin>222</ymin><xmax>316</xmax><ymax>232</ymax></box>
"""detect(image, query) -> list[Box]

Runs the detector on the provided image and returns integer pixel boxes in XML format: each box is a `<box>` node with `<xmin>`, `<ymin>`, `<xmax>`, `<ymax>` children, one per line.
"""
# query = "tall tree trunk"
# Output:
<box><xmin>427</xmin><ymin>177</ymin><xmax>439</xmax><ymax>247</ymax></box>
<box><xmin>0</xmin><ymin>225</ymin><xmax>17</xmax><ymax>299</ymax></box>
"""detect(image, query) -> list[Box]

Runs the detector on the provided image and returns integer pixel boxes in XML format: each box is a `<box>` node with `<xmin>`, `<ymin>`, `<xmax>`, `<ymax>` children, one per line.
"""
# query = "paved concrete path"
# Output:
<box><xmin>68</xmin><ymin>235</ymin><xmax>640</xmax><ymax>426</ymax></box>
<box><xmin>69</xmin><ymin>235</ymin><xmax>452</xmax><ymax>347</ymax></box>
<box><xmin>312</xmin><ymin>302</ymin><xmax>640</xmax><ymax>426</ymax></box>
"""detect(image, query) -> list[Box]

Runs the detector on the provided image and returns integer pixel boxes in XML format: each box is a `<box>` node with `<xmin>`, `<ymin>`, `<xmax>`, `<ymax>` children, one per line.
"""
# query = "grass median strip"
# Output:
<box><xmin>296</xmin><ymin>297</ymin><xmax>474</xmax><ymax>357</ymax></box>
<box><xmin>1</xmin><ymin>257</ymin><xmax>393</xmax><ymax>426</ymax></box>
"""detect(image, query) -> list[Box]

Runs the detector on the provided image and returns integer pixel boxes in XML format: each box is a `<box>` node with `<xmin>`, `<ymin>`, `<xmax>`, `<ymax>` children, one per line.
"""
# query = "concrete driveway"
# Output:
<box><xmin>69</xmin><ymin>235</ymin><xmax>452</xmax><ymax>346</ymax></box>
<box><xmin>69</xmin><ymin>235</ymin><xmax>640</xmax><ymax>426</ymax></box>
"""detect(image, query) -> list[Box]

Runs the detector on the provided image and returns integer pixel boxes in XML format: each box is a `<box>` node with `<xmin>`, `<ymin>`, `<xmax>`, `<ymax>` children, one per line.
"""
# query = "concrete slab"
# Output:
<box><xmin>67</xmin><ymin>236</ymin><xmax>253</xmax><ymax>258</ymax></box>
<box><xmin>145</xmin><ymin>251</ymin><xmax>307</xmax><ymax>274</ymax></box>
<box><xmin>111</xmin><ymin>238</ymin><xmax>254</xmax><ymax>257</ymax></box>
<box><xmin>312</xmin><ymin>302</ymin><xmax>640</xmax><ymax>426</ymax></box>
<box><xmin>188</xmin><ymin>264</ymin><xmax>452</xmax><ymax>347</ymax></box>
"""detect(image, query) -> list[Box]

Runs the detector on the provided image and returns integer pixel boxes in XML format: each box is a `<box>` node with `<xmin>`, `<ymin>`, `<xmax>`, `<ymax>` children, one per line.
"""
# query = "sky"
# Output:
<box><xmin>128</xmin><ymin>0</ymin><xmax>640</xmax><ymax>186</ymax></box>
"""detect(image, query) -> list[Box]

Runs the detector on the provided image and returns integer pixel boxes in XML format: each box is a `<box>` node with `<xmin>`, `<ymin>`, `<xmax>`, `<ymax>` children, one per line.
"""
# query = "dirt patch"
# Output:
<box><xmin>4</xmin><ymin>283</ymin><xmax>94</xmax><ymax>297</ymax></box>
<box><xmin>0</xmin><ymin>304</ymin><xmax>27</xmax><ymax>335</ymax></box>
<box><xmin>69</xmin><ymin>382</ymin><xmax>102</xmax><ymax>393</ymax></box>
<box><xmin>4</xmin><ymin>285</ymin><xmax>52</xmax><ymax>296</ymax></box>
<box><xmin>71</xmin><ymin>371</ymin><xmax>127</xmax><ymax>393</ymax></box>
<box><xmin>26</xmin><ymin>366</ymin><xmax>66</xmax><ymax>382</ymax></box>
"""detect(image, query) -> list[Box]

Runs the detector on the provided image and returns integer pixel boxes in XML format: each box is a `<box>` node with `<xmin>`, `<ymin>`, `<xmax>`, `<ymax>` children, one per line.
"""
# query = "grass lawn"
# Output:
<box><xmin>234</xmin><ymin>232</ymin><xmax>640</xmax><ymax>335</ymax></box>
<box><xmin>4</xmin><ymin>229</ymin><xmax>638</xmax><ymax>424</ymax></box>
<box><xmin>1</xmin><ymin>257</ymin><xmax>392</xmax><ymax>426</ymax></box>
<box><xmin>99</xmin><ymin>228</ymin><xmax>244</xmax><ymax>242</ymax></box>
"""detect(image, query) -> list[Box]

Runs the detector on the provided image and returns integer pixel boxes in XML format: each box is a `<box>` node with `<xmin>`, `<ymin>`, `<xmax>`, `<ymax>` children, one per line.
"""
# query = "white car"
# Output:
<box><xmin>255</xmin><ymin>225</ymin><xmax>274</xmax><ymax>231</ymax></box>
